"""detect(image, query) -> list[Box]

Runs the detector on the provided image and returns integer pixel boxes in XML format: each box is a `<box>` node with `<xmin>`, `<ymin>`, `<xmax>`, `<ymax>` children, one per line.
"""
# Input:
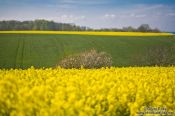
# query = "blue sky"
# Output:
<box><xmin>0</xmin><ymin>0</ymin><xmax>175</xmax><ymax>31</ymax></box>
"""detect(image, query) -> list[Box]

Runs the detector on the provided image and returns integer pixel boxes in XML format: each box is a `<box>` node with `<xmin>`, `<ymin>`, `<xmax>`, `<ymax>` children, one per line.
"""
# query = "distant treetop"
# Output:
<box><xmin>0</xmin><ymin>20</ymin><xmax>160</xmax><ymax>32</ymax></box>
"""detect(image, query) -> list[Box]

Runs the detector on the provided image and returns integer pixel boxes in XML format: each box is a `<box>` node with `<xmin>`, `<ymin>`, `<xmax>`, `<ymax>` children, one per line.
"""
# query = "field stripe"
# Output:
<box><xmin>21</xmin><ymin>39</ymin><xmax>25</xmax><ymax>68</ymax></box>
<box><xmin>0</xmin><ymin>31</ymin><xmax>174</xmax><ymax>36</ymax></box>
<box><xmin>15</xmin><ymin>38</ymin><xmax>20</xmax><ymax>68</ymax></box>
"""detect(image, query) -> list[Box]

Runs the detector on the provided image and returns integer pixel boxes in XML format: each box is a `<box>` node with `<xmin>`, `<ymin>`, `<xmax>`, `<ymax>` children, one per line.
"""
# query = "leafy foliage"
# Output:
<box><xmin>0</xmin><ymin>20</ymin><xmax>160</xmax><ymax>32</ymax></box>
<box><xmin>0</xmin><ymin>20</ymin><xmax>87</xmax><ymax>31</ymax></box>
<box><xmin>132</xmin><ymin>45</ymin><xmax>175</xmax><ymax>66</ymax></box>
<box><xmin>146</xmin><ymin>45</ymin><xmax>175</xmax><ymax>66</ymax></box>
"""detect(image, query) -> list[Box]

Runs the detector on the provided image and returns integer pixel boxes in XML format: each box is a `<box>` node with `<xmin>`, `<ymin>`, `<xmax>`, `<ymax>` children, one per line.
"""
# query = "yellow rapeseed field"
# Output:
<box><xmin>0</xmin><ymin>67</ymin><xmax>174</xmax><ymax>116</ymax></box>
<box><xmin>0</xmin><ymin>31</ymin><xmax>174</xmax><ymax>36</ymax></box>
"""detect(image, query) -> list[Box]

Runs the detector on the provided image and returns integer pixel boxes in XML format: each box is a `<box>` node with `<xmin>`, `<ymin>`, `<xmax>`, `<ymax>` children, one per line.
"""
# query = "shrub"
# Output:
<box><xmin>57</xmin><ymin>49</ymin><xmax>112</xmax><ymax>69</ymax></box>
<box><xmin>132</xmin><ymin>45</ymin><xmax>175</xmax><ymax>66</ymax></box>
<box><xmin>145</xmin><ymin>45</ymin><xmax>175</xmax><ymax>66</ymax></box>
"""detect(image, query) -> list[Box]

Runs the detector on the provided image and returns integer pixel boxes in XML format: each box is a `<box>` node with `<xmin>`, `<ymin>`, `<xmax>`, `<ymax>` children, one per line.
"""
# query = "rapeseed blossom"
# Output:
<box><xmin>0</xmin><ymin>67</ymin><xmax>174</xmax><ymax>115</ymax></box>
<box><xmin>0</xmin><ymin>31</ymin><xmax>173</xmax><ymax>36</ymax></box>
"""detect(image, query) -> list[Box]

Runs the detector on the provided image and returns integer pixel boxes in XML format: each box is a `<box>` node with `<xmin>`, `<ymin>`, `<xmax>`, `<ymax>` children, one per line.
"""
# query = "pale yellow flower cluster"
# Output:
<box><xmin>0</xmin><ymin>31</ymin><xmax>173</xmax><ymax>36</ymax></box>
<box><xmin>0</xmin><ymin>67</ymin><xmax>174</xmax><ymax>116</ymax></box>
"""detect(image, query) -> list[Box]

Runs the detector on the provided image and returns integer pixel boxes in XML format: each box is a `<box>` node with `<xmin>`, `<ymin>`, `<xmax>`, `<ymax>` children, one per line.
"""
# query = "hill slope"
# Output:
<box><xmin>0</xmin><ymin>34</ymin><xmax>175</xmax><ymax>69</ymax></box>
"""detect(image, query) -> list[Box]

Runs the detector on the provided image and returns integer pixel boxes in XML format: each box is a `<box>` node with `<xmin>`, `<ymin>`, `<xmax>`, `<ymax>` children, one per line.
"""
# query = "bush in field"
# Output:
<box><xmin>132</xmin><ymin>45</ymin><xmax>175</xmax><ymax>66</ymax></box>
<box><xmin>146</xmin><ymin>46</ymin><xmax>175</xmax><ymax>66</ymax></box>
<box><xmin>58</xmin><ymin>49</ymin><xmax>112</xmax><ymax>69</ymax></box>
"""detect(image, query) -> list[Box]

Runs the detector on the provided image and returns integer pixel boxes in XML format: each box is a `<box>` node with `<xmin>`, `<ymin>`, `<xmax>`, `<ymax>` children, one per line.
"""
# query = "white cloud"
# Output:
<box><xmin>57</xmin><ymin>15</ymin><xmax>86</xmax><ymax>23</ymax></box>
<box><xmin>135</xmin><ymin>14</ymin><xmax>146</xmax><ymax>18</ymax></box>
<box><xmin>90</xmin><ymin>4</ymin><xmax>175</xmax><ymax>31</ymax></box>
<box><xmin>129</xmin><ymin>13</ymin><xmax>146</xmax><ymax>18</ymax></box>
<box><xmin>167</xmin><ymin>13</ymin><xmax>175</xmax><ymax>16</ymax></box>
<box><xmin>104</xmin><ymin>14</ymin><xmax>116</xmax><ymax>19</ymax></box>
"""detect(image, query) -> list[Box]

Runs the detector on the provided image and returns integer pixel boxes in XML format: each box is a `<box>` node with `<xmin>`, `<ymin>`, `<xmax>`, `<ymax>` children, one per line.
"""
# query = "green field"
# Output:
<box><xmin>0</xmin><ymin>34</ymin><xmax>175</xmax><ymax>69</ymax></box>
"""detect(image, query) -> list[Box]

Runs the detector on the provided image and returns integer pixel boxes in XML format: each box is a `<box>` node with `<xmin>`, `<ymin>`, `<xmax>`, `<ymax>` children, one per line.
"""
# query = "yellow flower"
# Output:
<box><xmin>0</xmin><ymin>67</ymin><xmax>174</xmax><ymax>115</ymax></box>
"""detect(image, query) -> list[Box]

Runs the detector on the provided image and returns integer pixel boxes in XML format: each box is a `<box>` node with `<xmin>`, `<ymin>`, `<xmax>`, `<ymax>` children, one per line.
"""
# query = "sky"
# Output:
<box><xmin>0</xmin><ymin>0</ymin><xmax>175</xmax><ymax>31</ymax></box>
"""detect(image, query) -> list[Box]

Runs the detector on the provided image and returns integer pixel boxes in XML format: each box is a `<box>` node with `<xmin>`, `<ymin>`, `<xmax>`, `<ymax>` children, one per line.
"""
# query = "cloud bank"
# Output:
<box><xmin>0</xmin><ymin>0</ymin><xmax>175</xmax><ymax>31</ymax></box>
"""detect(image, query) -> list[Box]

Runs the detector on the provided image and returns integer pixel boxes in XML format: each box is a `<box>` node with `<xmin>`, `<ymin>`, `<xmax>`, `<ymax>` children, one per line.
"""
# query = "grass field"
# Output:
<box><xmin>0</xmin><ymin>32</ymin><xmax>175</xmax><ymax>69</ymax></box>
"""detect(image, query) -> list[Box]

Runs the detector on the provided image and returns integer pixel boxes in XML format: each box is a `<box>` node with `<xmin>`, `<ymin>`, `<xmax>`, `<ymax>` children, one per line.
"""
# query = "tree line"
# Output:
<box><xmin>0</xmin><ymin>19</ymin><xmax>160</xmax><ymax>32</ymax></box>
